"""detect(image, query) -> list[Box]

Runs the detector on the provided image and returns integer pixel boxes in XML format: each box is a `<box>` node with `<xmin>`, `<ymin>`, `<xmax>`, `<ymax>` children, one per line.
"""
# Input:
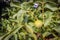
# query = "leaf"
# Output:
<box><xmin>43</xmin><ymin>32</ymin><xmax>51</xmax><ymax>38</ymax></box>
<box><xmin>53</xmin><ymin>26</ymin><xmax>60</xmax><ymax>33</ymax></box>
<box><xmin>10</xmin><ymin>3</ymin><xmax>20</xmax><ymax>8</ymax></box>
<box><xmin>53</xmin><ymin>21</ymin><xmax>60</xmax><ymax>23</ymax></box>
<box><xmin>31</xmin><ymin>34</ymin><xmax>37</xmax><ymax>40</ymax></box>
<box><xmin>25</xmin><ymin>23</ymin><xmax>37</xmax><ymax>40</ymax></box>
<box><xmin>13</xmin><ymin>10</ymin><xmax>26</xmax><ymax>19</ymax></box>
<box><xmin>45</xmin><ymin>4</ymin><xmax>58</xmax><ymax>11</ymax></box>
<box><xmin>44</xmin><ymin>11</ymin><xmax>53</xmax><ymax>27</ymax></box>
<box><xmin>14</xmin><ymin>34</ymin><xmax>18</xmax><ymax>40</ymax></box>
<box><xmin>0</xmin><ymin>25</ymin><xmax>23</xmax><ymax>40</ymax></box>
<box><xmin>28</xmin><ymin>22</ymin><xmax>34</xmax><ymax>27</ymax></box>
<box><xmin>7</xmin><ymin>24</ymin><xmax>11</xmax><ymax>32</ymax></box>
<box><xmin>25</xmin><ymin>24</ymin><xmax>34</xmax><ymax>34</ymax></box>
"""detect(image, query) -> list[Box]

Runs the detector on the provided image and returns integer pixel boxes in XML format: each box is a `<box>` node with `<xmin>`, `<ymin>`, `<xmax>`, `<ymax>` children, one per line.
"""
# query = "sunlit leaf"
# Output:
<box><xmin>44</xmin><ymin>11</ymin><xmax>53</xmax><ymax>27</ymax></box>
<box><xmin>45</xmin><ymin>4</ymin><xmax>58</xmax><ymax>11</ymax></box>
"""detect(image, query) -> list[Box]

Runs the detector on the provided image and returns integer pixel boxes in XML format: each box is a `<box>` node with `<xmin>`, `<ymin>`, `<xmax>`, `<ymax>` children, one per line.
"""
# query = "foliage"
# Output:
<box><xmin>0</xmin><ymin>0</ymin><xmax>60</xmax><ymax>40</ymax></box>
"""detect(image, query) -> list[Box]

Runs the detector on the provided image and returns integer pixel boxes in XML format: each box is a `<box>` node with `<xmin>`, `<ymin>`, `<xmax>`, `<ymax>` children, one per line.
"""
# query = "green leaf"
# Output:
<box><xmin>53</xmin><ymin>26</ymin><xmax>60</xmax><ymax>33</ymax></box>
<box><xmin>7</xmin><ymin>24</ymin><xmax>12</xmax><ymax>32</ymax></box>
<box><xmin>0</xmin><ymin>25</ymin><xmax>23</xmax><ymax>40</ymax></box>
<box><xmin>43</xmin><ymin>32</ymin><xmax>51</xmax><ymax>38</ymax></box>
<box><xmin>25</xmin><ymin>24</ymin><xmax>34</xmax><ymax>34</ymax></box>
<box><xmin>13</xmin><ymin>10</ymin><xmax>26</xmax><ymax>19</ymax></box>
<box><xmin>44</xmin><ymin>11</ymin><xmax>53</xmax><ymax>27</ymax></box>
<box><xmin>45</xmin><ymin>4</ymin><xmax>58</xmax><ymax>11</ymax></box>
<box><xmin>14</xmin><ymin>34</ymin><xmax>18</xmax><ymax>40</ymax></box>
<box><xmin>10</xmin><ymin>3</ymin><xmax>21</xmax><ymax>8</ymax></box>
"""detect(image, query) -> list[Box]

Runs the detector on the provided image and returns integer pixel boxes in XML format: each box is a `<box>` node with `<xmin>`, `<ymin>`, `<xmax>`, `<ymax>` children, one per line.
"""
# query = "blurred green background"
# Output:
<box><xmin>0</xmin><ymin>0</ymin><xmax>60</xmax><ymax>40</ymax></box>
